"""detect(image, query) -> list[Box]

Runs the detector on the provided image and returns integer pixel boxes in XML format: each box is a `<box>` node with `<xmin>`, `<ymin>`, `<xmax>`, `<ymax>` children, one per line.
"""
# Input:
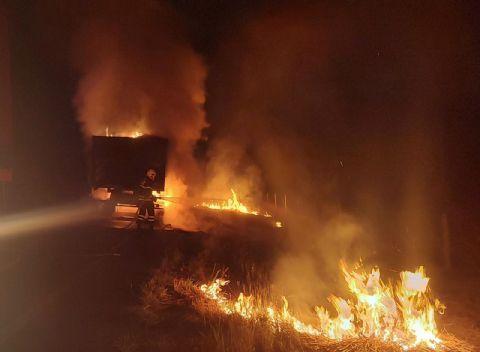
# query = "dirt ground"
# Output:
<box><xmin>0</xmin><ymin>213</ymin><xmax>479</xmax><ymax>351</ymax></box>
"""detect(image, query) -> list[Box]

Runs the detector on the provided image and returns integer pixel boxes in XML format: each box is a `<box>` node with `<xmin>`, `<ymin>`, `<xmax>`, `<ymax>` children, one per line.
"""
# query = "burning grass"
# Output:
<box><xmin>199</xmin><ymin>189</ymin><xmax>272</xmax><ymax>218</ymax></box>
<box><xmin>141</xmin><ymin>267</ymin><xmax>474</xmax><ymax>352</ymax></box>
<box><xmin>127</xmin><ymin>227</ymin><xmax>476</xmax><ymax>352</ymax></box>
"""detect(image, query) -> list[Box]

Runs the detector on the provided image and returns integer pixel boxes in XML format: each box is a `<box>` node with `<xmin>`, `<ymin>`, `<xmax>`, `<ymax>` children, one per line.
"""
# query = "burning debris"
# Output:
<box><xmin>159</xmin><ymin>263</ymin><xmax>473</xmax><ymax>352</ymax></box>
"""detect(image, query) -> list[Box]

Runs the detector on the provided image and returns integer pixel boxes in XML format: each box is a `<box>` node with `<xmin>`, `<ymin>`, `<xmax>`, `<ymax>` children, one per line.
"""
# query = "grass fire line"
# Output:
<box><xmin>196</xmin><ymin>189</ymin><xmax>283</xmax><ymax>228</ymax></box>
<box><xmin>164</xmin><ymin>262</ymin><xmax>474</xmax><ymax>352</ymax></box>
<box><xmin>199</xmin><ymin>189</ymin><xmax>271</xmax><ymax>217</ymax></box>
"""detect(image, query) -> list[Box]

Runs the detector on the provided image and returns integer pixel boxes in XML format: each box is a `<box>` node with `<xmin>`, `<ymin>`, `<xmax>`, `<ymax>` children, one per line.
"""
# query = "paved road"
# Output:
<box><xmin>0</xmin><ymin>222</ymin><xmax>197</xmax><ymax>352</ymax></box>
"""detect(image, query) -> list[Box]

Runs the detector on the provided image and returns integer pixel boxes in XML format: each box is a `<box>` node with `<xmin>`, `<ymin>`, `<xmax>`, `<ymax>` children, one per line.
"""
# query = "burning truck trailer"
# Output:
<box><xmin>90</xmin><ymin>135</ymin><xmax>168</xmax><ymax>228</ymax></box>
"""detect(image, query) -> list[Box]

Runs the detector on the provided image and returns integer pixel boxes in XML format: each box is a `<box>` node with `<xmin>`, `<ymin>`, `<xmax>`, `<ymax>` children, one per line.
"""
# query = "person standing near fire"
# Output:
<box><xmin>136</xmin><ymin>168</ymin><xmax>157</xmax><ymax>225</ymax></box>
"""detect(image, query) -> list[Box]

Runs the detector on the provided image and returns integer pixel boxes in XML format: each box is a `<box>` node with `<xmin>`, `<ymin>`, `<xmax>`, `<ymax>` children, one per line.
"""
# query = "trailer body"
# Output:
<box><xmin>91</xmin><ymin>135</ymin><xmax>168</xmax><ymax>192</ymax></box>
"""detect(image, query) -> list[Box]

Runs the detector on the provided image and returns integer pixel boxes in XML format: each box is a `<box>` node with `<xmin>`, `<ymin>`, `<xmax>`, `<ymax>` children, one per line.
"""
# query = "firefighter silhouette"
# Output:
<box><xmin>137</xmin><ymin>168</ymin><xmax>157</xmax><ymax>224</ymax></box>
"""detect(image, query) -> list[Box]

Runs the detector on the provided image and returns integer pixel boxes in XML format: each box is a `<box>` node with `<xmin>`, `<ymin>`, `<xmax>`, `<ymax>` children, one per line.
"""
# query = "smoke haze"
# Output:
<box><xmin>201</xmin><ymin>1</ymin><xmax>472</xmax><ymax>306</ymax></box>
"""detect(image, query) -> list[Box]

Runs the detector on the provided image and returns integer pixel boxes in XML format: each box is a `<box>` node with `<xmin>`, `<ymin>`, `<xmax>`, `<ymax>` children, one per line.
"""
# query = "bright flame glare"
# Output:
<box><xmin>152</xmin><ymin>190</ymin><xmax>173</xmax><ymax>208</ymax></box>
<box><xmin>198</xmin><ymin>264</ymin><xmax>443</xmax><ymax>350</ymax></box>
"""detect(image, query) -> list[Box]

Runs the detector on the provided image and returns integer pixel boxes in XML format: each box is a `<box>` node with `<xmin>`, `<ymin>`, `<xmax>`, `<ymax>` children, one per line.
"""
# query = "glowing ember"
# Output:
<box><xmin>199</xmin><ymin>189</ymin><xmax>271</xmax><ymax>217</ymax></box>
<box><xmin>196</xmin><ymin>263</ymin><xmax>443</xmax><ymax>350</ymax></box>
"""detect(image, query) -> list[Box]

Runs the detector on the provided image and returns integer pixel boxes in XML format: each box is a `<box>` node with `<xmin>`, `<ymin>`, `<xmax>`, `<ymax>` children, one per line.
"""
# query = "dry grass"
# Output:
<box><xmin>119</xmin><ymin>228</ymin><xmax>478</xmax><ymax>352</ymax></box>
<box><xmin>140</xmin><ymin>276</ymin><xmax>475</xmax><ymax>352</ymax></box>
<box><xmin>302</xmin><ymin>334</ymin><xmax>474</xmax><ymax>352</ymax></box>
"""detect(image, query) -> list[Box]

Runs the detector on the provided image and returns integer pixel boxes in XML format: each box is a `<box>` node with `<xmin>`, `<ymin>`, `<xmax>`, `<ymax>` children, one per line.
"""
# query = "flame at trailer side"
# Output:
<box><xmin>195</xmin><ymin>263</ymin><xmax>443</xmax><ymax>350</ymax></box>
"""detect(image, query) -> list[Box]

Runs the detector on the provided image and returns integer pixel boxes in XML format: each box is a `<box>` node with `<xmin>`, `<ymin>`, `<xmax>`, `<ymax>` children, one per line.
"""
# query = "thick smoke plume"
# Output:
<box><xmin>205</xmin><ymin>2</ymin><xmax>465</xmax><ymax>309</ymax></box>
<box><xmin>72</xmin><ymin>1</ymin><xmax>207</xmax><ymax>196</ymax></box>
<box><xmin>201</xmin><ymin>137</ymin><xmax>264</xmax><ymax>204</ymax></box>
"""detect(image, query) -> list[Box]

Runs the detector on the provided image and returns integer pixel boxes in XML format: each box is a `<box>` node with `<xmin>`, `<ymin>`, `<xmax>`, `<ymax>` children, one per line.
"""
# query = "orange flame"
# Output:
<box><xmin>104</xmin><ymin>127</ymin><xmax>144</xmax><ymax>138</ymax></box>
<box><xmin>196</xmin><ymin>263</ymin><xmax>443</xmax><ymax>350</ymax></box>
<box><xmin>199</xmin><ymin>189</ymin><xmax>271</xmax><ymax>217</ymax></box>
